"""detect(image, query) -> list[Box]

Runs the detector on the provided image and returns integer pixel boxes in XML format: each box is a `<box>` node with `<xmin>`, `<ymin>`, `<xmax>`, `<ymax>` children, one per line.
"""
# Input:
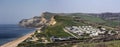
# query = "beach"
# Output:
<box><xmin>0</xmin><ymin>31</ymin><xmax>35</xmax><ymax>47</ymax></box>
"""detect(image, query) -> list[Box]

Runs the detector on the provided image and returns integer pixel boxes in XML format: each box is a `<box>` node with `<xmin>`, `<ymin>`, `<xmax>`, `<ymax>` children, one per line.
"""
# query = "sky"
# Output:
<box><xmin>0</xmin><ymin>0</ymin><xmax>120</xmax><ymax>24</ymax></box>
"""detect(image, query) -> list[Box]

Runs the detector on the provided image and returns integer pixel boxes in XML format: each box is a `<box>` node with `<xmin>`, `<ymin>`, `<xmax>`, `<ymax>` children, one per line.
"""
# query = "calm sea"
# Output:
<box><xmin>0</xmin><ymin>24</ymin><xmax>34</xmax><ymax>45</ymax></box>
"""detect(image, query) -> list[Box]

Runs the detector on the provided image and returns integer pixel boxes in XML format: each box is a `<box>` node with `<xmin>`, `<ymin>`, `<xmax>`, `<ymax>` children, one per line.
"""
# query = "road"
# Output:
<box><xmin>63</xmin><ymin>28</ymin><xmax>78</xmax><ymax>38</ymax></box>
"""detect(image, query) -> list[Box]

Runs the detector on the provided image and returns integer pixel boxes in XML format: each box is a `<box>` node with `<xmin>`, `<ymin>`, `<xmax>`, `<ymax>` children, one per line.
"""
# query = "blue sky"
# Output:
<box><xmin>0</xmin><ymin>0</ymin><xmax>120</xmax><ymax>24</ymax></box>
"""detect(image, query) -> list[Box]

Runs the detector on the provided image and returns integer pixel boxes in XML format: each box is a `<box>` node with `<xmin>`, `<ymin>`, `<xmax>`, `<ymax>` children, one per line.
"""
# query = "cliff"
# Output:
<box><xmin>19</xmin><ymin>12</ymin><xmax>56</xmax><ymax>28</ymax></box>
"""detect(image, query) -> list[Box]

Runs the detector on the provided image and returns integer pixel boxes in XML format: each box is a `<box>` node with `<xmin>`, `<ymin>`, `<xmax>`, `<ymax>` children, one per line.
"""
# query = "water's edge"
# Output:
<box><xmin>0</xmin><ymin>24</ymin><xmax>35</xmax><ymax>45</ymax></box>
<box><xmin>0</xmin><ymin>31</ymin><xmax>35</xmax><ymax>47</ymax></box>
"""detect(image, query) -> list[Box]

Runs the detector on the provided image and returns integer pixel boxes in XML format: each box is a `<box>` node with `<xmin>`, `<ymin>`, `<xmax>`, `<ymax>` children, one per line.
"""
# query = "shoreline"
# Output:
<box><xmin>0</xmin><ymin>31</ymin><xmax>35</xmax><ymax>47</ymax></box>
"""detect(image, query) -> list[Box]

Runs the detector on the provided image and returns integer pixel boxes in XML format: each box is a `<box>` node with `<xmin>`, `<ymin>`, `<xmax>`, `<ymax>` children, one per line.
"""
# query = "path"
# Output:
<box><xmin>63</xmin><ymin>28</ymin><xmax>78</xmax><ymax>38</ymax></box>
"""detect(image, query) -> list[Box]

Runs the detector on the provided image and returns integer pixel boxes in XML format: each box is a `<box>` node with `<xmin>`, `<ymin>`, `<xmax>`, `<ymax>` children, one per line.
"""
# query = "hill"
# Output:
<box><xmin>18</xmin><ymin>12</ymin><xmax>120</xmax><ymax>47</ymax></box>
<box><xmin>19</xmin><ymin>12</ymin><xmax>120</xmax><ymax>28</ymax></box>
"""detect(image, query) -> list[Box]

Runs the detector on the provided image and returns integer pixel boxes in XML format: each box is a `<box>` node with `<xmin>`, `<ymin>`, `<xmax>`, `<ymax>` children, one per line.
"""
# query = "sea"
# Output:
<box><xmin>0</xmin><ymin>24</ymin><xmax>34</xmax><ymax>45</ymax></box>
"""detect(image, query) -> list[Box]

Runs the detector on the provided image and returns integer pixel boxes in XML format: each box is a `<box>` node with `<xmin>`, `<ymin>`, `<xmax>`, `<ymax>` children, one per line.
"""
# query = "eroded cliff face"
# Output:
<box><xmin>19</xmin><ymin>12</ymin><xmax>56</xmax><ymax>28</ymax></box>
<box><xmin>47</xmin><ymin>16</ymin><xmax>56</xmax><ymax>26</ymax></box>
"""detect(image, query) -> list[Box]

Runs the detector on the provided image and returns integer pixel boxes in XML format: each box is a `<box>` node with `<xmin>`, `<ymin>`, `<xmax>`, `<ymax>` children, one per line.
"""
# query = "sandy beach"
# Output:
<box><xmin>0</xmin><ymin>31</ymin><xmax>35</xmax><ymax>47</ymax></box>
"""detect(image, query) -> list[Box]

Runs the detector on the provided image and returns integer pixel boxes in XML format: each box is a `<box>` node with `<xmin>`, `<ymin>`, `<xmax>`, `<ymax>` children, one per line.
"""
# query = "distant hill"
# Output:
<box><xmin>87</xmin><ymin>12</ymin><xmax>120</xmax><ymax>21</ymax></box>
<box><xmin>19</xmin><ymin>12</ymin><xmax>120</xmax><ymax>29</ymax></box>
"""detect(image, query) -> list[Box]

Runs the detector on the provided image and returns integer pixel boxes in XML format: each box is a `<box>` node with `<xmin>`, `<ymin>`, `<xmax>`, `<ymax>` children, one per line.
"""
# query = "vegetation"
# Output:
<box><xmin>18</xmin><ymin>42</ymin><xmax>73</xmax><ymax>47</ymax></box>
<box><xmin>104</xmin><ymin>20</ymin><xmax>120</xmax><ymax>27</ymax></box>
<box><xmin>66</xmin><ymin>14</ymin><xmax>120</xmax><ymax>28</ymax></box>
<box><xmin>73</xmin><ymin>40</ymin><xmax>120</xmax><ymax>47</ymax></box>
<box><xmin>18</xmin><ymin>40</ymin><xmax>120</xmax><ymax>47</ymax></box>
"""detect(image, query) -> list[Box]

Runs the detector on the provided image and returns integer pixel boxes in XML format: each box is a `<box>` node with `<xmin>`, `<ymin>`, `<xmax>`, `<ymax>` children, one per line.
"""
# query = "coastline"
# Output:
<box><xmin>0</xmin><ymin>31</ymin><xmax>35</xmax><ymax>47</ymax></box>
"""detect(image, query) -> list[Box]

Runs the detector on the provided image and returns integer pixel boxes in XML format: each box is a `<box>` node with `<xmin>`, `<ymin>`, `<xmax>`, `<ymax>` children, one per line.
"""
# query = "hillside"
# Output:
<box><xmin>18</xmin><ymin>12</ymin><xmax>120</xmax><ymax>47</ymax></box>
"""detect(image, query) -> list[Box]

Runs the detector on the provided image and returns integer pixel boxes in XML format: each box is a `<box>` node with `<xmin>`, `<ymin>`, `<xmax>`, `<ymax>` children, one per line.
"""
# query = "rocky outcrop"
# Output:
<box><xmin>47</xmin><ymin>16</ymin><xmax>56</xmax><ymax>26</ymax></box>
